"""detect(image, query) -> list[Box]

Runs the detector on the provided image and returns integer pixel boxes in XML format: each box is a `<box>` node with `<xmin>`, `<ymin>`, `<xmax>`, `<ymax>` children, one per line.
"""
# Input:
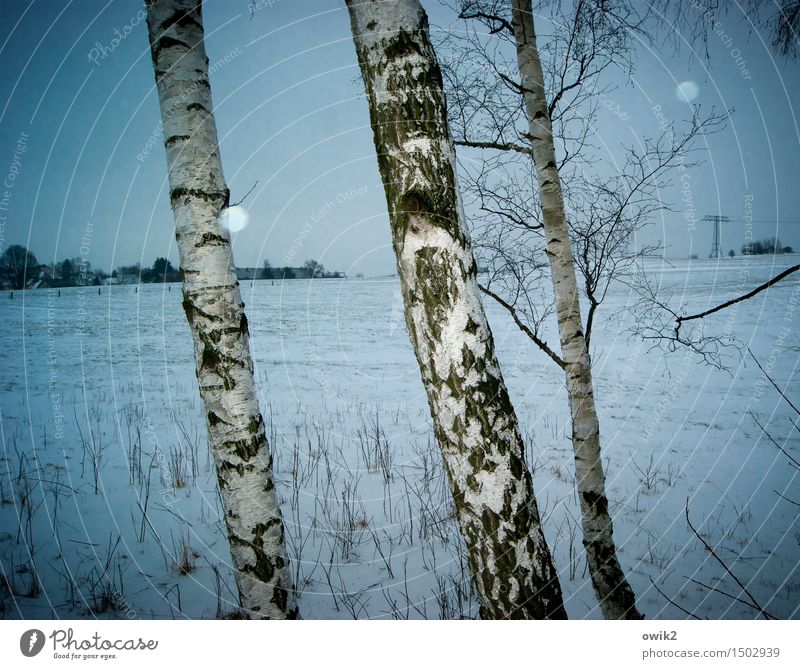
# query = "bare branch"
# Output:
<box><xmin>455</xmin><ymin>138</ymin><xmax>532</xmax><ymax>156</ymax></box>
<box><xmin>749</xmin><ymin>411</ymin><xmax>800</xmax><ymax>469</ymax></box>
<box><xmin>230</xmin><ymin>180</ymin><xmax>259</xmax><ymax>207</ymax></box>
<box><xmin>686</xmin><ymin>577</ymin><xmax>776</xmax><ymax>617</ymax></box>
<box><xmin>748</xmin><ymin>348</ymin><xmax>800</xmax><ymax>418</ymax></box>
<box><xmin>773</xmin><ymin>489</ymin><xmax>800</xmax><ymax>507</ymax></box>
<box><xmin>676</xmin><ymin>265</ymin><xmax>800</xmax><ymax>338</ymax></box>
<box><xmin>685</xmin><ymin>501</ymin><xmax>773</xmax><ymax>620</ymax></box>
<box><xmin>458</xmin><ymin>3</ymin><xmax>514</xmax><ymax>35</ymax></box>
<box><xmin>479</xmin><ymin>284</ymin><xmax>566</xmax><ymax>368</ymax></box>
<box><xmin>648</xmin><ymin>576</ymin><xmax>705</xmax><ymax>619</ymax></box>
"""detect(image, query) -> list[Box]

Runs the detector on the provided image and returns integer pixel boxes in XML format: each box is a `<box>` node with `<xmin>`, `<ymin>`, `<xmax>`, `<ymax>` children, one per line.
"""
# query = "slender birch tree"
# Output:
<box><xmin>508</xmin><ymin>0</ymin><xmax>640</xmax><ymax>619</ymax></box>
<box><xmin>145</xmin><ymin>0</ymin><xmax>297</xmax><ymax>619</ymax></box>
<box><xmin>445</xmin><ymin>2</ymin><xmax>726</xmax><ymax>617</ymax></box>
<box><xmin>346</xmin><ymin>0</ymin><xmax>566</xmax><ymax>619</ymax></box>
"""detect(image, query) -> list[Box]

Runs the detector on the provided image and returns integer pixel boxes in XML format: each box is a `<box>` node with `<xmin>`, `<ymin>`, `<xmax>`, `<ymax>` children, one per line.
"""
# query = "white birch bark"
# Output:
<box><xmin>346</xmin><ymin>0</ymin><xmax>565</xmax><ymax>619</ymax></box>
<box><xmin>511</xmin><ymin>0</ymin><xmax>641</xmax><ymax>619</ymax></box>
<box><xmin>145</xmin><ymin>0</ymin><xmax>297</xmax><ymax>619</ymax></box>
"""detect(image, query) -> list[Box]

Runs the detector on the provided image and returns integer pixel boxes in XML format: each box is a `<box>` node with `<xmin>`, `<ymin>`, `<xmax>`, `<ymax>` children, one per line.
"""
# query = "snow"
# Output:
<box><xmin>0</xmin><ymin>254</ymin><xmax>798</xmax><ymax>619</ymax></box>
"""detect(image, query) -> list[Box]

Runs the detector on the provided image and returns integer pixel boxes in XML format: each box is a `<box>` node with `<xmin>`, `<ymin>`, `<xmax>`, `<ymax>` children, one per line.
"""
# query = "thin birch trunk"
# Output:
<box><xmin>346</xmin><ymin>0</ymin><xmax>565</xmax><ymax>619</ymax></box>
<box><xmin>510</xmin><ymin>0</ymin><xmax>641</xmax><ymax>619</ymax></box>
<box><xmin>145</xmin><ymin>0</ymin><xmax>297</xmax><ymax>619</ymax></box>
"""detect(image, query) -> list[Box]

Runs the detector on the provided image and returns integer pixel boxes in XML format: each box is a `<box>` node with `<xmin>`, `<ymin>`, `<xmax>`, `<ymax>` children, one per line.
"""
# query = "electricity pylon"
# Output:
<box><xmin>703</xmin><ymin>215</ymin><xmax>730</xmax><ymax>258</ymax></box>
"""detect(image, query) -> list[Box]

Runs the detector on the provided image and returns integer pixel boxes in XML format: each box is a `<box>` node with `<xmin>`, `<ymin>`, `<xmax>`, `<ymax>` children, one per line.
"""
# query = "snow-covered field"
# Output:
<box><xmin>1</xmin><ymin>255</ymin><xmax>798</xmax><ymax>619</ymax></box>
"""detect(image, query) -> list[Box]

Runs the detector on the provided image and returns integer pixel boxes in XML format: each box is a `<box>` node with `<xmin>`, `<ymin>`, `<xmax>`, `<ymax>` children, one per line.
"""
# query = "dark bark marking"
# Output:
<box><xmin>159</xmin><ymin>9</ymin><xmax>202</xmax><ymax>33</ymax></box>
<box><xmin>169</xmin><ymin>186</ymin><xmax>227</xmax><ymax>205</ymax></box>
<box><xmin>156</xmin><ymin>35</ymin><xmax>190</xmax><ymax>53</ymax></box>
<box><xmin>165</xmin><ymin>134</ymin><xmax>190</xmax><ymax>147</ymax></box>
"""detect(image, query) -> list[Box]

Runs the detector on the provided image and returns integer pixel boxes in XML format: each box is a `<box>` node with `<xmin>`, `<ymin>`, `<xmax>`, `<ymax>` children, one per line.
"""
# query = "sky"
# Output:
<box><xmin>0</xmin><ymin>0</ymin><xmax>798</xmax><ymax>277</ymax></box>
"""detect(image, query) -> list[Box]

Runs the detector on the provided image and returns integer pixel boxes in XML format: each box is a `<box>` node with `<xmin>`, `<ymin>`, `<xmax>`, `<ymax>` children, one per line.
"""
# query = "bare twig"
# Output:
<box><xmin>648</xmin><ymin>576</ymin><xmax>703</xmax><ymax>619</ymax></box>
<box><xmin>676</xmin><ymin>265</ymin><xmax>800</xmax><ymax>338</ymax></box>
<box><xmin>749</xmin><ymin>411</ymin><xmax>800</xmax><ymax>470</ymax></box>
<box><xmin>479</xmin><ymin>284</ymin><xmax>566</xmax><ymax>368</ymax></box>
<box><xmin>685</xmin><ymin>500</ymin><xmax>773</xmax><ymax>620</ymax></box>
<box><xmin>748</xmin><ymin>348</ymin><xmax>800</xmax><ymax>417</ymax></box>
<box><xmin>230</xmin><ymin>180</ymin><xmax>259</xmax><ymax>207</ymax></box>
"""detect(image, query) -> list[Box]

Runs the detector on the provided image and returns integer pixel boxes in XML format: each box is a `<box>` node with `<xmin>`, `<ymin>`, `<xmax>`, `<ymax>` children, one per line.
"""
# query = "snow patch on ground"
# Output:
<box><xmin>0</xmin><ymin>255</ymin><xmax>798</xmax><ymax>619</ymax></box>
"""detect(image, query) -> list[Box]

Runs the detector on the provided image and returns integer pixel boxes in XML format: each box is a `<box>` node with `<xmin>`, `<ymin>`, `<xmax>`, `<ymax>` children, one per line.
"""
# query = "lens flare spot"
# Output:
<box><xmin>675</xmin><ymin>81</ymin><xmax>700</xmax><ymax>102</ymax></box>
<box><xmin>219</xmin><ymin>205</ymin><xmax>249</xmax><ymax>233</ymax></box>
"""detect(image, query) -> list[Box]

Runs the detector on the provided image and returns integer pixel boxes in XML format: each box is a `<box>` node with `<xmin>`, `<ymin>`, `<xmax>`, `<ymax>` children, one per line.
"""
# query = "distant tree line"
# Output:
<box><xmin>1</xmin><ymin>244</ymin><xmax>345</xmax><ymax>290</ymax></box>
<box><xmin>0</xmin><ymin>244</ymin><xmax>183</xmax><ymax>289</ymax></box>
<box><xmin>251</xmin><ymin>258</ymin><xmax>344</xmax><ymax>280</ymax></box>
<box><xmin>742</xmin><ymin>238</ymin><xmax>794</xmax><ymax>255</ymax></box>
<box><xmin>111</xmin><ymin>257</ymin><xmax>179</xmax><ymax>283</ymax></box>
<box><xmin>0</xmin><ymin>244</ymin><xmax>40</xmax><ymax>289</ymax></box>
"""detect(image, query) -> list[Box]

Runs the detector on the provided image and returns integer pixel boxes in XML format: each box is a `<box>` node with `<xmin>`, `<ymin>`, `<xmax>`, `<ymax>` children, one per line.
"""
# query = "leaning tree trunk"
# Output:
<box><xmin>346</xmin><ymin>0</ymin><xmax>565</xmax><ymax>620</ymax></box>
<box><xmin>510</xmin><ymin>0</ymin><xmax>641</xmax><ymax>619</ymax></box>
<box><xmin>146</xmin><ymin>0</ymin><xmax>297</xmax><ymax>619</ymax></box>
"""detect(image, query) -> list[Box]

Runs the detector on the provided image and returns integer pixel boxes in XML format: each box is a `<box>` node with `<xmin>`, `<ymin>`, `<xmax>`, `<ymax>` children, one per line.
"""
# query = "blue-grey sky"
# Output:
<box><xmin>0</xmin><ymin>0</ymin><xmax>798</xmax><ymax>277</ymax></box>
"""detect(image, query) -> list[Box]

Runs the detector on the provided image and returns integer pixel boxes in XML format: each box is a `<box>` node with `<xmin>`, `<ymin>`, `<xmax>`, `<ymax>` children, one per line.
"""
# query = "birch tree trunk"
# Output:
<box><xmin>145</xmin><ymin>0</ymin><xmax>297</xmax><ymax>619</ymax></box>
<box><xmin>510</xmin><ymin>0</ymin><xmax>641</xmax><ymax>619</ymax></box>
<box><xmin>346</xmin><ymin>0</ymin><xmax>565</xmax><ymax>619</ymax></box>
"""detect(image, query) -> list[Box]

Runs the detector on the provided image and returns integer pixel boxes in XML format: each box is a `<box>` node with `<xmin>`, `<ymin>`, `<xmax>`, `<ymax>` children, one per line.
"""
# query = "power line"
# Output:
<box><xmin>713</xmin><ymin>219</ymin><xmax>800</xmax><ymax>224</ymax></box>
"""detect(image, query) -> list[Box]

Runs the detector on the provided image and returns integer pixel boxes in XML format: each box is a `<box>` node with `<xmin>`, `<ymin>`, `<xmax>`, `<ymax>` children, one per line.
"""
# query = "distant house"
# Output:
<box><xmin>289</xmin><ymin>266</ymin><xmax>313</xmax><ymax>279</ymax></box>
<box><xmin>158</xmin><ymin>271</ymin><xmax>181</xmax><ymax>283</ymax></box>
<box><xmin>25</xmin><ymin>265</ymin><xmax>62</xmax><ymax>290</ymax></box>
<box><xmin>116</xmin><ymin>273</ymin><xmax>141</xmax><ymax>285</ymax></box>
<box><xmin>25</xmin><ymin>271</ymin><xmax>54</xmax><ymax>290</ymax></box>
